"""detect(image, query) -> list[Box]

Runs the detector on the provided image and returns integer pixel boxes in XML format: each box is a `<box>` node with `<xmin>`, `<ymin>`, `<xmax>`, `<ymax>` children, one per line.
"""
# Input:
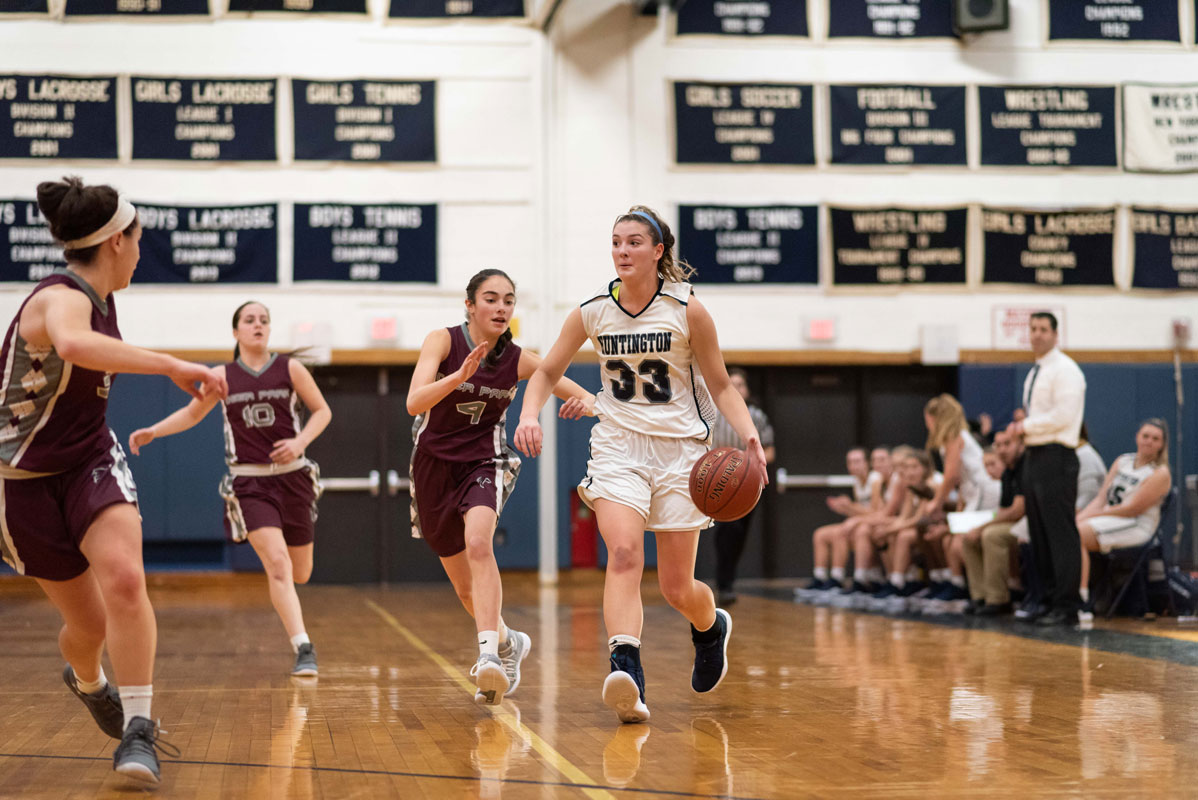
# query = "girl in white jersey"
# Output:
<box><xmin>1076</xmin><ymin>419</ymin><xmax>1171</xmax><ymax>617</ymax></box>
<box><xmin>514</xmin><ymin>205</ymin><xmax>768</xmax><ymax>724</ymax></box>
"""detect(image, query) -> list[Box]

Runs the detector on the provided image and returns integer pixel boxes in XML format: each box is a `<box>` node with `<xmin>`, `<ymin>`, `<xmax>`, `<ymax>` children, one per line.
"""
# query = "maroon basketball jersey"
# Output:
<box><xmin>413</xmin><ymin>324</ymin><xmax>522</xmax><ymax>462</ymax></box>
<box><xmin>0</xmin><ymin>270</ymin><xmax>121</xmax><ymax>472</ymax></box>
<box><xmin>221</xmin><ymin>354</ymin><xmax>301</xmax><ymax>465</ymax></box>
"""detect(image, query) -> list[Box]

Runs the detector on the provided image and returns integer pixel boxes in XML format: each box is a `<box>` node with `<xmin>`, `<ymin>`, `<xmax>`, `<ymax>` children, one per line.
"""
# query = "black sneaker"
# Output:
<box><xmin>840</xmin><ymin>580</ymin><xmax>875</xmax><ymax>595</ymax></box>
<box><xmin>63</xmin><ymin>665</ymin><xmax>123</xmax><ymax>739</ymax></box>
<box><xmin>603</xmin><ymin>644</ymin><xmax>649</xmax><ymax>723</ymax></box>
<box><xmin>691</xmin><ymin>608</ymin><xmax>732</xmax><ymax>694</ymax></box>
<box><xmin>112</xmin><ymin>716</ymin><xmax>179</xmax><ymax>786</ymax></box>
<box><xmin>292</xmin><ymin>643</ymin><xmax>318</xmax><ymax>677</ymax></box>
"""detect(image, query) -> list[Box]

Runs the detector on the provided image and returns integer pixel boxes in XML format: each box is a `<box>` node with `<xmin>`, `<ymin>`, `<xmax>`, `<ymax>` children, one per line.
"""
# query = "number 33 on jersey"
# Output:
<box><xmin>580</xmin><ymin>279</ymin><xmax>716</xmax><ymax>442</ymax></box>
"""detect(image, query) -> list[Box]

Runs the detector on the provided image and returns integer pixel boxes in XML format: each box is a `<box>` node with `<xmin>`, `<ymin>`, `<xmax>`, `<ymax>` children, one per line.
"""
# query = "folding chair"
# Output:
<box><xmin>1105</xmin><ymin>486</ymin><xmax>1178</xmax><ymax>619</ymax></box>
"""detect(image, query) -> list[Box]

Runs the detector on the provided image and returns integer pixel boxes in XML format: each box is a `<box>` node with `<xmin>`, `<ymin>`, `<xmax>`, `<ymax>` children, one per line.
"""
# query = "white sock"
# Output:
<box><xmin>830</xmin><ymin>567</ymin><xmax>845</xmax><ymax>581</ymax></box>
<box><xmin>75</xmin><ymin>666</ymin><xmax>108</xmax><ymax>695</ymax></box>
<box><xmin>950</xmin><ymin>574</ymin><xmax>966</xmax><ymax>588</ymax></box>
<box><xmin>854</xmin><ymin>568</ymin><xmax>869</xmax><ymax>582</ymax></box>
<box><xmin>120</xmin><ymin>685</ymin><xmax>153</xmax><ymax>730</ymax></box>
<box><xmin>889</xmin><ymin>572</ymin><xmax>905</xmax><ymax>589</ymax></box>
<box><xmin>478</xmin><ymin>630</ymin><xmax>500</xmax><ymax>658</ymax></box>
<box><xmin>608</xmin><ymin>634</ymin><xmax>641</xmax><ymax>652</ymax></box>
<box><xmin>813</xmin><ymin>567</ymin><xmax>829</xmax><ymax>580</ymax></box>
<box><xmin>290</xmin><ymin>632</ymin><xmax>310</xmax><ymax>653</ymax></box>
<box><xmin>1080</xmin><ymin>588</ymin><xmax>1090</xmax><ymax>602</ymax></box>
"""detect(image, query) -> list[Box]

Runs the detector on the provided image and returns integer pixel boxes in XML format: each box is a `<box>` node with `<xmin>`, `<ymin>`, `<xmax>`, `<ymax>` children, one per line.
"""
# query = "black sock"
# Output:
<box><xmin>691</xmin><ymin>615</ymin><xmax>722</xmax><ymax>644</ymax></box>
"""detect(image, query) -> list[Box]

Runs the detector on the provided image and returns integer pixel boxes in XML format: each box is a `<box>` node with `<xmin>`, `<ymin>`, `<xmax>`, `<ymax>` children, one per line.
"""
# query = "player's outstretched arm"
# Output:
<box><xmin>514</xmin><ymin>309</ymin><xmax>588</xmax><ymax>457</ymax></box>
<box><xmin>517</xmin><ymin>348</ymin><xmax>595</xmax><ymax>421</ymax></box>
<box><xmin>129</xmin><ymin>367</ymin><xmax>225</xmax><ymax>455</ymax></box>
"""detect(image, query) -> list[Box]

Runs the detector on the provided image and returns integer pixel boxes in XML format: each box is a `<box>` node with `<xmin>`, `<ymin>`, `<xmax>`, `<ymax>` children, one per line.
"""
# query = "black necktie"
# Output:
<box><xmin>1024</xmin><ymin>364</ymin><xmax>1040</xmax><ymax>409</ymax></box>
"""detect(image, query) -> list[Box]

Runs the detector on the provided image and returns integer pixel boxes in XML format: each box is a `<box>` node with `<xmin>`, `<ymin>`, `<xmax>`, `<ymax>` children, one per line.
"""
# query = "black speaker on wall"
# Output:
<box><xmin>953</xmin><ymin>0</ymin><xmax>1009</xmax><ymax>34</ymax></box>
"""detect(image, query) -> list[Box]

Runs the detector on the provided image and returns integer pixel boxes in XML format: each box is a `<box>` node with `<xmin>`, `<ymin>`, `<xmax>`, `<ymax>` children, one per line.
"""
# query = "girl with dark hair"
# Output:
<box><xmin>407</xmin><ymin>269</ymin><xmax>594</xmax><ymax>705</ymax></box>
<box><xmin>513</xmin><ymin>206</ymin><xmax>769</xmax><ymax>724</ymax></box>
<box><xmin>130</xmin><ymin>301</ymin><xmax>331</xmax><ymax>677</ymax></box>
<box><xmin>0</xmin><ymin>177</ymin><xmax>226</xmax><ymax>785</ymax></box>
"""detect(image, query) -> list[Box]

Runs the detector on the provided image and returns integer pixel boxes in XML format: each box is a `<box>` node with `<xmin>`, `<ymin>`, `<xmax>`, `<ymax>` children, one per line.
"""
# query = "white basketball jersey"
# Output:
<box><xmin>853</xmin><ymin>471</ymin><xmax>881</xmax><ymax>504</ymax></box>
<box><xmin>580</xmin><ymin>279</ymin><xmax>715</xmax><ymax>441</ymax></box>
<box><xmin>1107</xmin><ymin>453</ymin><xmax>1162</xmax><ymax>532</ymax></box>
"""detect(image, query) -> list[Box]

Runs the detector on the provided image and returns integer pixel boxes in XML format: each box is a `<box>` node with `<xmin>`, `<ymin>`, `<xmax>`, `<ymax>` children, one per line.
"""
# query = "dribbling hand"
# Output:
<box><xmin>129</xmin><ymin>428</ymin><xmax>155</xmax><ymax>456</ymax></box>
<box><xmin>745</xmin><ymin>436</ymin><xmax>769</xmax><ymax>486</ymax></box>
<box><xmin>514</xmin><ymin>418</ymin><xmax>542</xmax><ymax>458</ymax></box>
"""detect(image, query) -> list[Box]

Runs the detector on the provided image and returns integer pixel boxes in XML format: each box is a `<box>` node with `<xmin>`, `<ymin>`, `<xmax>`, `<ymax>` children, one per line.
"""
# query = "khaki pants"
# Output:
<box><xmin>962</xmin><ymin>521</ymin><xmax>1017</xmax><ymax>605</ymax></box>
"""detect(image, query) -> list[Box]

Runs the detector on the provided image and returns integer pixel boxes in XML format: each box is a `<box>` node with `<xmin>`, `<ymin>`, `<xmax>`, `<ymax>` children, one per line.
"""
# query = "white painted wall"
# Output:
<box><xmin>0</xmin><ymin>0</ymin><xmax>1194</xmax><ymax>355</ymax></box>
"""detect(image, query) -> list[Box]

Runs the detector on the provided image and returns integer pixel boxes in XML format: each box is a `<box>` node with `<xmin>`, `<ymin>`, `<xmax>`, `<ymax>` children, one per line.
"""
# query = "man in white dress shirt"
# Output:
<box><xmin>1009</xmin><ymin>312</ymin><xmax>1086</xmax><ymax>626</ymax></box>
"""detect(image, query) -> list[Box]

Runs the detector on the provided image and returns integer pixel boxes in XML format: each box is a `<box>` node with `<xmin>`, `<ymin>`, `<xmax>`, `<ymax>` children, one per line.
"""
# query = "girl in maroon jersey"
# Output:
<box><xmin>0</xmin><ymin>177</ymin><xmax>226</xmax><ymax>785</ymax></box>
<box><xmin>130</xmin><ymin>301</ymin><xmax>331</xmax><ymax>677</ymax></box>
<box><xmin>408</xmin><ymin>269</ymin><xmax>594</xmax><ymax>705</ymax></box>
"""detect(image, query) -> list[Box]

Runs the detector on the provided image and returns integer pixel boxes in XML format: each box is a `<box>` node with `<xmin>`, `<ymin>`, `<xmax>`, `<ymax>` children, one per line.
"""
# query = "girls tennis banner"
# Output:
<box><xmin>65</xmin><ymin>0</ymin><xmax>209</xmax><ymax>16</ymax></box>
<box><xmin>131</xmin><ymin>77</ymin><xmax>278</xmax><ymax>162</ymax></box>
<box><xmin>829</xmin><ymin>85</ymin><xmax>966</xmax><ymax>166</ymax></box>
<box><xmin>1123</xmin><ymin>83</ymin><xmax>1198</xmax><ymax>173</ymax></box>
<box><xmin>1130</xmin><ymin>208</ymin><xmax>1198</xmax><ymax>290</ymax></box>
<box><xmin>829</xmin><ymin>206</ymin><xmax>967</xmax><ymax>286</ymax></box>
<box><xmin>292</xmin><ymin>80</ymin><xmax>435</xmax><ymax>163</ymax></box>
<box><xmin>981</xmin><ymin>208</ymin><xmax>1116</xmax><ymax>287</ymax></box>
<box><xmin>1047</xmin><ymin>0</ymin><xmax>1181</xmax><ymax>43</ymax></box>
<box><xmin>827</xmin><ymin>0</ymin><xmax>953</xmax><ymax>39</ymax></box>
<box><xmin>676</xmin><ymin>0</ymin><xmax>808</xmax><ymax>37</ymax></box>
<box><xmin>0</xmin><ymin>75</ymin><xmax>118</xmax><ymax>159</ymax></box>
<box><xmin>978</xmin><ymin>85</ymin><xmax>1117</xmax><ymax>168</ymax></box>
<box><xmin>388</xmin><ymin>0</ymin><xmax>523</xmax><ymax>18</ymax></box>
<box><xmin>226</xmin><ymin>0</ymin><xmax>365</xmax><ymax>12</ymax></box>
<box><xmin>134</xmin><ymin>203</ymin><xmax>279</xmax><ymax>284</ymax></box>
<box><xmin>677</xmin><ymin>205</ymin><xmax>818</xmax><ymax>284</ymax></box>
<box><xmin>673</xmin><ymin>82</ymin><xmax>815</xmax><ymax>165</ymax></box>
<box><xmin>293</xmin><ymin>203</ymin><xmax>437</xmax><ymax>282</ymax></box>
<box><xmin>0</xmin><ymin>199</ymin><xmax>64</xmax><ymax>282</ymax></box>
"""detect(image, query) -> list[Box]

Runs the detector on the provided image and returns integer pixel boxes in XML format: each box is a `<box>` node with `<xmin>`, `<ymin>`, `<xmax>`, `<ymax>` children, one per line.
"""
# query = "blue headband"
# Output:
<box><xmin>630</xmin><ymin>211</ymin><xmax>663</xmax><ymax>242</ymax></box>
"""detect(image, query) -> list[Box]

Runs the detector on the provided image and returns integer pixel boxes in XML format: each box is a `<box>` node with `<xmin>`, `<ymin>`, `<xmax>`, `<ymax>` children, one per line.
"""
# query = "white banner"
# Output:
<box><xmin>1123</xmin><ymin>83</ymin><xmax>1198</xmax><ymax>173</ymax></box>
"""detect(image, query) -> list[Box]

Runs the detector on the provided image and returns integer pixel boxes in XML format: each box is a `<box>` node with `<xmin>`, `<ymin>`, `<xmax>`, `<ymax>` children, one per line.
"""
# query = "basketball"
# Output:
<box><xmin>688</xmin><ymin>446</ymin><xmax>762</xmax><ymax>522</ymax></box>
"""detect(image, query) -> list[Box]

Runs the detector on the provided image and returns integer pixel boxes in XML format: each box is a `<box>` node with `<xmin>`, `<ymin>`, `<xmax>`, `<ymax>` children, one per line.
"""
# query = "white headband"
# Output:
<box><xmin>62</xmin><ymin>197</ymin><xmax>137</xmax><ymax>250</ymax></box>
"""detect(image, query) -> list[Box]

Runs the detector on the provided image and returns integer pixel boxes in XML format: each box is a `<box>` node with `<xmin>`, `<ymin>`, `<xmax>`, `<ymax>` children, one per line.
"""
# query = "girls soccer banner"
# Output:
<box><xmin>981</xmin><ymin>208</ymin><xmax>1115</xmax><ymax>287</ymax></box>
<box><xmin>0</xmin><ymin>199</ymin><xmax>64</xmax><ymax>282</ymax></box>
<box><xmin>1123</xmin><ymin>83</ymin><xmax>1198</xmax><ymax>173</ymax></box>
<box><xmin>293</xmin><ymin>203</ymin><xmax>437</xmax><ymax>282</ymax></box>
<box><xmin>131</xmin><ymin>77</ymin><xmax>277</xmax><ymax>162</ymax></box>
<box><xmin>0</xmin><ymin>0</ymin><xmax>50</xmax><ymax>14</ymax></box>
<box><xmin>978</xmin><ymin>85</ymin><xmax>1117</xmax><ymax>168</ymax></box>
<box><xmin>676</xmin><ymin>0</ymin><xmax>808</xmax><ymax>37</ymax></box>
<box><xmin>0</xmin><ymin>75</ymin><xmax>117</xmax><ymax>159</ymax></box>
<box><xmin>388</xmin><ymin>0</ymin><xmax>523</xmax><ymax>18</ymax></box>
<box><xmin>827</xmin><ymin>0</ymin><xmax>954</xmax><ymax>39</ymax></box>
<box><xmin>673</xmin><ymin>82</ymin><xmax>815</xmax><ymax>165</ymax></box>
<box><xmin>1130</xmin><ymin>208</ymin><xmax>1198</xmax><ymax>290</ymax></box>
<box><xmin>292</xmin><ymin>80</ymin><xmax>436</xmax><ymax>163</ymax></box>
<box><xmin>226</xmin><ymin>0</ymin><xmax>364</xmax><ymax>12</ymax></box>
<box><xmin>829</xmin><ymin>84</ymin><xmax>966</xmax><ymax>166</ymax></box>
<box><xmin>65</xmin><ymin>0</ymin><xmax>209</xmax><ymax>16</ymax></box>
<box><xmin>829</xmin><ymin>206</ymin><xmax>967</xmax><ymax>286</ymax></box>
<box><xmin>134</xmin><ymin>203</ymin><xmax>279</xmax><ymax>284</ymax></box>
<box><xmin>678</xmin><ymin>205</ymin><xmax>818</xmax><ymax>284</ymax></box>
<box><xmin>1047</xmin><ymin>0</ymin><xmax>1181</xmax><ymax>43</ymax></box>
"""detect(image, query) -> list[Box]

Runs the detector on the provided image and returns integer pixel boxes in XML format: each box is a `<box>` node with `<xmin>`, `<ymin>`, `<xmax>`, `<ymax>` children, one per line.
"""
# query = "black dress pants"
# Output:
<box><xmin>714</xmin><ymin>505</ymin><xmax>758</xmax><ymax>592</ymax></box>
<box><xmin>1022</xmin><ymin>444</ymin><xmax>1081</xmax><ymax>613</ymax></box>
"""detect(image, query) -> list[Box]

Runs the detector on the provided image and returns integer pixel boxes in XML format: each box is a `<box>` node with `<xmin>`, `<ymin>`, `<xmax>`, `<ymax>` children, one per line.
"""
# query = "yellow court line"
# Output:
<box><xmin>364</xmin><ymin>599</ymin><xmax>614</xmax><ymax>800</ymax></box>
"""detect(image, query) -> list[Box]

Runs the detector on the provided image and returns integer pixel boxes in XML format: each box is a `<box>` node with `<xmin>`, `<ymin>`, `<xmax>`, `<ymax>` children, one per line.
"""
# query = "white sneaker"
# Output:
<box><xmin>602</xmin><ymin>671</ymin><xmax>649</xmax><ymax>724</ymax></box>
<box><xmin>470</xmin><ymin>654</ymin><xmax>510</xmax><ymax>706</ymax></box>
<box><xmin>497</xmin><ymin>630</ymin><xmax>532</xmax><ymax>697</ymax></box>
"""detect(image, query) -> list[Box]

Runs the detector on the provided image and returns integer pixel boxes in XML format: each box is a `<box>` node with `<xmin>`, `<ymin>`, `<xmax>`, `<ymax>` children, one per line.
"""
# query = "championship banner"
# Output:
<box><xmin>0</xmin><ymin>200</ymin><xmax>64</xmax><ymax>282</ymax></box>
<box><xmin>829</xmin><ymin>84</ymin><xmax>966</xmax><ymax>166</ymax></box>
<box><xmin>226</xmin><ymin>0</ymin><xmax>365</xmax><ymax>12</ymax></box>
<box><xmin>676</xmin><ymin>0</ymin><xmax>808</xmax><ymax>37</ymax></box>
<box><xmin>292</xmin><ymin>80</ymin><xmax>435</xmax><ymax>163</ymax></box>
<box><xmin>829</xmin><ymin>206</ymin><xmax>967</xmax><ymax>286</ymax></box>
<box><xmin>678</xmin><ymin>205</ymin><xmax>818</xmax><ymax>284</ymax></box>
<box><xmin>827</xmin><ymin>0</ymin><xmax>954</xmax><ymax>39</ymax></box>
<box><xmin>1047</xmin><ymin>0</ymin><xmax>1181</xmax><ymax>43</ymax></box>
<box><xmin>0</xmin><ymin>75</ymin><xmax>118</xmax><ymax>160</ymax></box>
<box><xmin>387</xmin><ymin>0</ymin><xmax>523</xmax><ymax>18</ymax></box>
<box><xmin>0</xmin><ymin>0</ymin><xmax>50</xmax><ymax>14</ymax></box>
<box><xmin>673</xmin><ymin>82</ymin><xmax>814</xmax><ymax>165</ymax></box>
<box><xmin>979</xmin><ymin>85</ymin><xmax>1117</xmax><ymax>168</ymax></box>
<box><xmin>981</xmin><ymin>208</ymin><xmax>1115</xmax><ymax>287</ymax></box>
<box><xmin>133</xmin><ymin>203</ymin><xmax>279</xmax><ymax>284</ymax></box>
<box><xmin>65</xmin><ymin>0</ymin><xmax>209</xmax><ymax>16</ymax></box>
<box><xmin>131</xmin><ymin>77</ymin><xmax>277</xmax><ymax>162</ymax></box>
<box><xmin>1130</xmin><ymin>208</ymin><xmax>1198</xmax><ymax>290</ymax></box>
<box><xmin>1123</xmin><ymin>83</ymin><xmax>1198</xmax><ymax>173</ymax></box>
<box><xmin>293</xmin><ymin>204</ymin><xmax>437</xmax><ymax>282</ymax></box>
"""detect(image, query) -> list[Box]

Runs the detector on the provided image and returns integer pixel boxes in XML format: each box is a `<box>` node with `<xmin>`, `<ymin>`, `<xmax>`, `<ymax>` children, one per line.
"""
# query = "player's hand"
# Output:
<box><xmin>1006</xmin><ymin>420</ymin><xmax>1024</xmax><ymax>438</ymax></box>
<box><xmin>171</xmin><ymin>361</ymin><xmax>227</xmax><ymax>401</ymax></box>
<box><xmin>558</xmin><ymin>394</ymin><xmax>595</xmax><ymax>420</ymax></box>
<box><xmin>456</xmin><ymin>343</ymin><xmax>488</xmax><ymax>384</ymax></box>
<box><xmin>129</xmin><ymin>427</ymin><xmax>155</xmax><ymax>456</ymax></box>
<box><xmin>514</xmin><ymin>417</ymin><xmax>542</xmax><ymax>458</ymax></box>
<box><xmin>921</xmin><ymin>498</ymin><xmax>939</xmax><ymax>517</ymax></box>
<box><xmin>745</xmin><ymin>436</ymin><xmax>769</xmax><ymax>486</ymax></box>
<box><xmin>826</xmin><ymin>495</ymin><xmax>851</xmax><ymax>514</ymax></box>
<box><xmin>270</xmin><ymin>438</ymin><xmax>304</xmax><ymax>464</ymax></box>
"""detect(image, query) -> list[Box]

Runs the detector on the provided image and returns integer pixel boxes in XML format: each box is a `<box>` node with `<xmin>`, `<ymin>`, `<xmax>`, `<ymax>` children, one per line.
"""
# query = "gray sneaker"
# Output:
<box><xmin>470</xmin><ymin>653</ymin><xmax>509</xmax><ymax>706</ymax></box>
<box><xmin>113</xmin><ymin>716</ymin><xmax>178</xmax><ymax>786</ymax></box>
<box><xmin>497</xmin><ymin>630</ymin><xmax>532</xmax><ymax>696</ymax></box>
<box><xmin>292</xmin><ymin>643</ymin><xmax>318</xmax><ymax>677</ymax></box>
<box><xmin>63</xmin><ymin>665</ymin><xmax>124</xmax><ymax>739</ymax></box>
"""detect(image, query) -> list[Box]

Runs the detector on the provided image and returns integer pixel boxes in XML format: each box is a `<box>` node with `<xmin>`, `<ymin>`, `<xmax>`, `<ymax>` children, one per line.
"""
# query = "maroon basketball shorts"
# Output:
<box><xmin>0</xmin><ymin>435</ymin><xmax>139</xmax><ymax>581</ymax></box>
<box><xmin>410</xmin><ymin>447</ymin><xmax>520</xmax><ymax>558</ymax></box>
<box><xmin>220</xmin><ymin>462</ymin><xmax>322</xmax><ymax>547</ymax></box>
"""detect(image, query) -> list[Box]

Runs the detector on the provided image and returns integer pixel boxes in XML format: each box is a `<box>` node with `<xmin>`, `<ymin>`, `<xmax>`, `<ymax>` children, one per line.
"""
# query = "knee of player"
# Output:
<box><xmin>607</xmin><ymin>543</ymin><xmax>643</xmax><ymax>574</ymax></box>
<box><xmin>464</xmin><ymin>534</ymin><xmax>494</xmax><ymax>561</ymax></box>
<box><xmin>260</xmin><ymin>551</ymin><xmax>294</xmax><ymax>583</ymax></box>
<box><xmin>657</xmin><ymin>577</ymin><xmax>692</xmax><ymax>608</ymax></box>
<box><xmin>99</xmin><ymin>565</ymin><xmax>148</xmax><ymax>608</ymax></box>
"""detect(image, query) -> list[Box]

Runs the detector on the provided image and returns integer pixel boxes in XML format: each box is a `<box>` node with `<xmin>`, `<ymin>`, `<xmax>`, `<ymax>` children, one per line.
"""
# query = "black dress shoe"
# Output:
<box><xmin>1034</xmin><ymin>609</ymin><xmax>1078</xmax><ymax>627</ymax></box>
<box><xmin>975</xmin><ymin>602</ymin><xmax>1013</xmax><ymax>617</ymax></box>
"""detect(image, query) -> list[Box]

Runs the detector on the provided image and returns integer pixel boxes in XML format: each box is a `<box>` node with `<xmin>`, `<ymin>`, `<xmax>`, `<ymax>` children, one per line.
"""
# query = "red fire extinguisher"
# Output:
<box><xmin>570</xmin><ymin>492</ymin><xmax>598</xmax><ymax>568</ymax></box>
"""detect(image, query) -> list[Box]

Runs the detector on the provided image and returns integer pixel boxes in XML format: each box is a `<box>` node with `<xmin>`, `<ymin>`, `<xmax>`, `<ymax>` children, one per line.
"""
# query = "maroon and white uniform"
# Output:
<box><xmin>0</xmin><ymin>270</ymin><xmax>138</xmax><ymax>581</ymax></box>
<box><xmin>410</xmin><ymin>324</ymin><xmax>522</xmax><ymax>557</ymax></box>
<box><xmin>219</xmin><ymin>353</ymin><xmax>321</xmax><ymax>546</ymax></box>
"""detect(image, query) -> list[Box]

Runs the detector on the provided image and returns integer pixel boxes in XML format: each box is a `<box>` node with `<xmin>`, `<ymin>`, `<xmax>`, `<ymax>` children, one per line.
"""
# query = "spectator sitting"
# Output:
<box><xmin>802</xmin><ymin>447</ymin><xmax>882</xmax><ymax>593</ymax></box>
<box><xmin>838</xmin><ymin>446</ymin><xmax>911</xmax><ymax>595</ymax></box>
<box><xmin>1075</xmin><ymin>422</ymin><xmax>1107</xmax><ymax>510</ymax></box>
<box><xmin>961</xmin><ymin>429</ymin><xmax>1026</xmax><ymax>616</ymax></box>
<box><xmin>868</xmin><ymin>449</ymin><xmax>941</xmax><ymax>601</ymax></box>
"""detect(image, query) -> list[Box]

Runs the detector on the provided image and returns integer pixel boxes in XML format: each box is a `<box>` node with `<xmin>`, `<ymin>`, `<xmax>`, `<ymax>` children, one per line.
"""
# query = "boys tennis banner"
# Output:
<box><xmin>0</xmin><ymin>199</ymin><xmax>64</xmax><ymax>282</ymax></box>
<box><xmin>1130</xmin><ymin>208</ymin><xmax>1198</xmax><ymax>290</ymax></box>
<box><xmin>674</xmin><ymin>82</ymin><xmax>814</xmax><ymax>165</ymax></box>
<box><xmin>293</xmin><ymin>203</ymin><xmax>437</xmax><ymax>282</ymax></box>
<box><xmin>1047</xmin><ymin>0</ymin><xmax>1181</xmax><ymax>43</ymax></box>
<box><xmin>829</xmin><ymin>85</ymin><xmax>966</xmax><ymax>166</ymax></box>
<box><xmin>131</xmin><ymin>77</ymin><xmax>278</xmax><ymax>162</ymax></box>
<box><xmin>827</xmin><ymin>0</ymin><xmax>953</xmax><ymax>39</ymax></box>
<box><xmin>829</xmin><ymin>206</ymin><xmax>967</xmax><ymax>286</ymax></box>
<box><xmin>1123</xmin><ymin>83</ymin><xmax>1198</xmax><ymax>173</ymax></box>
<box><xmin>0</xmin><ymin>75</ymin><xmax>117</xmax><ymax>159</ymax></box>
<box><xmin>676</xmin><ymin>0</ymin><xmax>808</xmax><ymax>37</ymax></box>
<box><xmin>981</xmin><ymin>208</ymin><xmax>1116</xmax><ymax>287</ymax></box>
<box><xmin>978</xmin><ymin>85</ymin><xmax>1117</xmax><ymax>168</ymax></box>
<box><xmin>292</xmin><ymin>80</ymin><xmax>435</xmax><ymax>163</ymax></box>
<box><xmin>678</xmin><ymin>205</ymin><xmax>818</xmax><ymax>284</ymax></box>
<box><xmin>134</xmin><ymin>203</ymin><xmax>279</xmax><ymax>284</ymax></box>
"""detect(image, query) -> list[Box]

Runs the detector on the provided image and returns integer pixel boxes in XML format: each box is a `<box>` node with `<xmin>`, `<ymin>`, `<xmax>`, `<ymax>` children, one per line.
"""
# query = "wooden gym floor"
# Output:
<box><xmin>2</xmin><ymin>571</ymin><xmax>1198</xmax><ymax>798</ymax></box>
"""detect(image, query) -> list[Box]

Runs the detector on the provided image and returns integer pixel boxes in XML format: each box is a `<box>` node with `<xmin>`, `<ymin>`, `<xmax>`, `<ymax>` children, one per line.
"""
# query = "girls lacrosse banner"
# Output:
<box><xmin>981</xmin><ymin>208</ymin><xmax>1116</xmax><ymax>287</ymax></box>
